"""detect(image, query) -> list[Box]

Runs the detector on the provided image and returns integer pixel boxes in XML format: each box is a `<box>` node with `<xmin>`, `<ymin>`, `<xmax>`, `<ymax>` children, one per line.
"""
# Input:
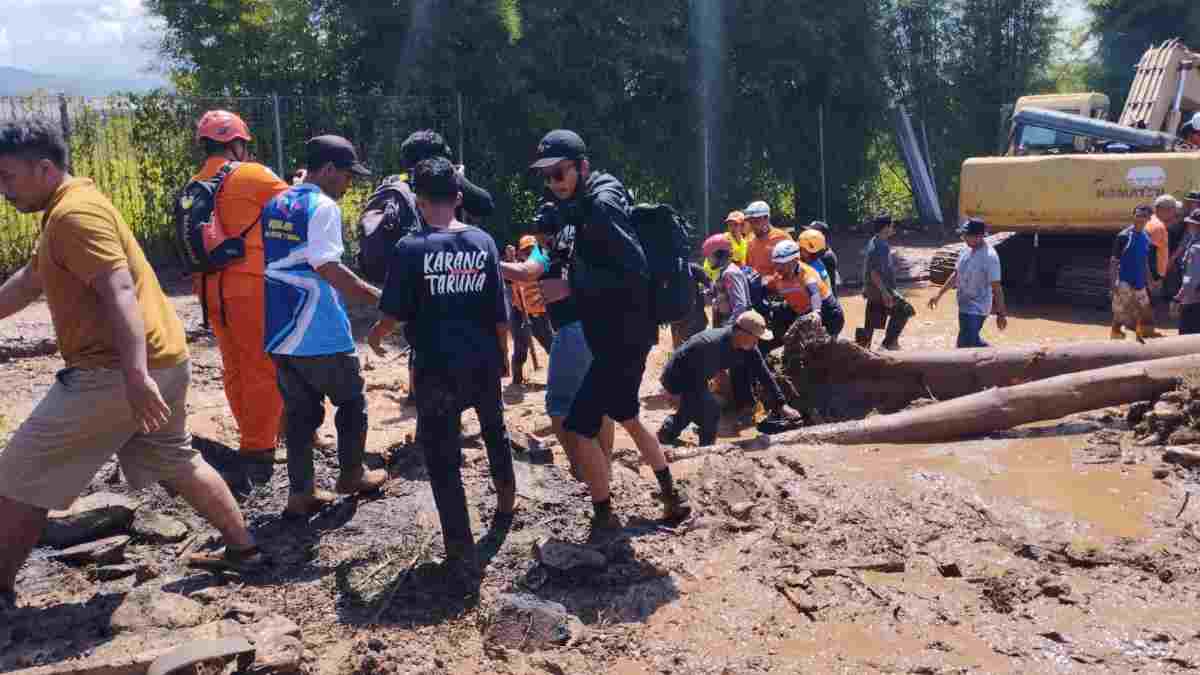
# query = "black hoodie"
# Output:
<box><xmin>556</xmin><ymin>171</ymin><xmax>655</xmax><ymax>349</ymax></box>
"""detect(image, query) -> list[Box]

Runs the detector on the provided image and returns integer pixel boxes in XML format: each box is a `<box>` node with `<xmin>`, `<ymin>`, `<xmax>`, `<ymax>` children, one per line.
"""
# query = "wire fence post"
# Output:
<box><xmin>271</xmin><ymin>93</ymin><xmax>285</xmax><ymax>177</ymax></box>
<box><xmin>57</xmin><ymin>93</ymin><xmax>72</xmax><ymax>172</ymax></box>
<box><xmin>818</xmin><ymin>104</ymin><xmax>827</xmax><ymax>223</ymax></box>
<box><xmin>456</xmin><ymin>91</ymin><xmax>465</xmax><ymax>165</ymax></box>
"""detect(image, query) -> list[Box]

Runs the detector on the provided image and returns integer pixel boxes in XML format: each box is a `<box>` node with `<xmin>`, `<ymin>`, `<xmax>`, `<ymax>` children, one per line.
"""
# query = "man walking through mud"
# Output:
<box><xmin>263</xmin><ymin>135</ymin><xmax>388</xmax><ymax>518</ymax></box>
<box><xmin>1109</xmin><ymin>205</ymin><xmax>1161</xmax><ymax>341</ymax></box>
<box><xmin>190</xmin><ymin>110</ymin><xmax>290</xmax><ymax>458</ymax></box>
<box><xmin>857</xmin><ymin>213</ymin><xmax>914</xmax><ymax>350</ymax></box>
<box><xmin>368</xmin><ymin>157</ymin><xmax>515</xmax><ymax>593</ymax></box>
<box><xmin>928</xmin><ymin>218</ymin><xmax>1008</xmax><ymax>348</ymax></box>
<box><xmin>530</xmin><ymin>129</ymin><xmax>690</xmax><ymax>537</ymax></box>
<box><xmin>0</xmin><ymin>120</ymin><xmax>266</xmax><ymax>610</ymax></box>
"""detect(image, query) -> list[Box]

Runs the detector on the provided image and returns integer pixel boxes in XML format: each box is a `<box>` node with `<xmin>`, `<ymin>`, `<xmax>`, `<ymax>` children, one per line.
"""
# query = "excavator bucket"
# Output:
<box><xmin>1120</xmin><ymin>39</ymin><xmax>1200</xmax><ymax>135</ymax></box>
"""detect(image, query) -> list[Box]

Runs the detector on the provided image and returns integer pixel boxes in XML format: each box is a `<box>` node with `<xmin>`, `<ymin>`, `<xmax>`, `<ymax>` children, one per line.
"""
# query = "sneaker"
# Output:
<box><xmin>657</xmin><ymin>486</ymin><xmax>693</xmax><ymax>521</ymax></box>
<box><xmin>283</xmin><ymin>490</ymin><xmax>336</xmax><ymax>518</ymax></box>
<box><xmin>335</xmin><ymin>468</ymin><xmax>388</xmax><ymax>495</ymax></box>
<box><xmin>656</xmin><ymin>426</ymin><xmax>681</xmax><ymax>447</ymax></box>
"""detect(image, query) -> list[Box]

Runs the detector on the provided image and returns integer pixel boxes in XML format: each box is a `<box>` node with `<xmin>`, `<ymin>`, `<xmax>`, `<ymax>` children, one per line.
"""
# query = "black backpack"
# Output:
<box><xmin>356</xmin><ymin>175</ymin><xmax>420</xmax><ymax>285</ymax></box>
<box><xmin>173</xmin><ymin>162</ymin><xmax>250</xmax><ymax>274</ymax></box>
<box><xmin>173</xmin><ymin>161</ymin><xmax>256</xmax><ymax>326</ymax></box>
<box><xmin>628</xmin><ymin>203</ymin><xmax>695</xmax><ymax>325</ymax></box>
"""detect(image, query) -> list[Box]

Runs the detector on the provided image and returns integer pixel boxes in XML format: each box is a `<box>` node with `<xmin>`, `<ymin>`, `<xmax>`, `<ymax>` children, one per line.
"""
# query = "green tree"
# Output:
<box><xmin>1086</xmin><ymin>0</ymin><xmax>1200</xmax><ymax>114</ymax></box>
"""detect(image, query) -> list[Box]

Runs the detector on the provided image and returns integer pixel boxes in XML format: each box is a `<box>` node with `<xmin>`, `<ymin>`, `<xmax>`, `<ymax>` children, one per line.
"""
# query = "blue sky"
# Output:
<box><xmin>0</xmin><ymin>0</ymin><xmax>1090</xmax><ymax>84</ymax></box>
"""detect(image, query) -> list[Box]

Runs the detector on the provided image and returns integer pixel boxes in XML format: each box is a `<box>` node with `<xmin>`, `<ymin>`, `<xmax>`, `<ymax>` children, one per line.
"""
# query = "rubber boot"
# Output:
<box><xmin>854</xmin><ymin>328</ymin><xmax>873</xmax><ymax>349</ymax></box>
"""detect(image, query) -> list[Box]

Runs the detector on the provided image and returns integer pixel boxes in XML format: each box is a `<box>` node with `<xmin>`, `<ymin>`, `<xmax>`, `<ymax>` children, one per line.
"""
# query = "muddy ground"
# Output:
<box><xmin>4</xmin><ymin>237</ymin><xmax>1200</xmax><ymax>674</ymax></box>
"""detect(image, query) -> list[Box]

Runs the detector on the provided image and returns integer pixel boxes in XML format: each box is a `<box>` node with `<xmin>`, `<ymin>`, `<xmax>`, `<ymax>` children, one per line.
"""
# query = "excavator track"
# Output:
<box><xmin>929</xmin><ymin>232</ymin><xmax>1114</xmax><ymax>308</ymax></box>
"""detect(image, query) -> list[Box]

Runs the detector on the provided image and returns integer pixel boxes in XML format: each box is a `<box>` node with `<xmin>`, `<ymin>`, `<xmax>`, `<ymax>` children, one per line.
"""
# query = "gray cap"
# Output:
<box><xmin>1154</xmin><ymin>194</ymin><xmax>1182</xmax><ymax>209</ymax></box>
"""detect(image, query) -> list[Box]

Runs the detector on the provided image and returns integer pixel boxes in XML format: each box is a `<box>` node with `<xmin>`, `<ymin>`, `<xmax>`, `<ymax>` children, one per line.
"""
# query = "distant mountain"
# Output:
<box><xmin>0</xmin><ymin>67</ymin><xmax>166</xmax><ymax>97</ymax></box>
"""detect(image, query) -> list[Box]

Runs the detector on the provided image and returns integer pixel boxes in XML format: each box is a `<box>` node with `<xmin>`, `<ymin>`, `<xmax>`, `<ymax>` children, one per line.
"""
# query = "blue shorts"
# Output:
<box><xmin>546</xmin><ymin>321</ymin><xmax>593</xmax><ymax>419</ymax></box>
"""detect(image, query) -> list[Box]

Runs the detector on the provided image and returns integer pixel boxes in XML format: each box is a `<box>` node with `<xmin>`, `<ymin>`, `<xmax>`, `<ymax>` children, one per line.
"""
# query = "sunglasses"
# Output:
<box><xmin>542</xmin><ymin>166</ymin><xmax>571</xmax><ymax>184</ymax></box>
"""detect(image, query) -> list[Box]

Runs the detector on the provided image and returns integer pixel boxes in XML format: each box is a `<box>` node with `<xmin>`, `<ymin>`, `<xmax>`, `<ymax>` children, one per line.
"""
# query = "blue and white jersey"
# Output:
<box><xmin>262</xmin><ymin>184</ymin><xmax>355</xmax><ymax>356</ymax></box>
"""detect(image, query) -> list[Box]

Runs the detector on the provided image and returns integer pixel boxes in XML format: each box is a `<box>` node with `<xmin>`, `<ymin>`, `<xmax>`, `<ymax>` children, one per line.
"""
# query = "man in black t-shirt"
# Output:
<box><xmin>529</xmin><ymin>129</ymin><xmax>691</xmax><ymax>538</ymax></box>
<box><xmin>368</xmin><ymin>158</ymin><xmax>514</xmax><ymax>594</ymax></box>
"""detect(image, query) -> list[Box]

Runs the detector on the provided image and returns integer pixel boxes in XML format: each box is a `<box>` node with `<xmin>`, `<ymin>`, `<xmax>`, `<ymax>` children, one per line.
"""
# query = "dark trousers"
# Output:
<box><xmin>415</xmin><ymin>365</ymin><xmax>514</xmax><ymax>562</ymax></box>
<box><xmin>957</xmin><ymin>313</ymin><xmax>989</xmax><ymax>348</ymax></box>
<box><xmin>512</xmin><ymin>310</ymin><xmax>554</xmax><ymax>375</ymax></box>
<box><xmin>821</xmin><ymin>299</ymin><xmax>845</xmax><ymax>339</ymax></box>
<box><xmin>661</xmin><ymin>376</ymin><xmax>721</xmax><ymax>446</ymax></box>
<box><xmin>1181</xmin><ymin>303</ymin><xmax>1200</xmax><ymax>335</ymax></box>
<box><xmin>273</xmin><ymin>353</ymin><xmax>368</xmax><ymax>495</ymax></box>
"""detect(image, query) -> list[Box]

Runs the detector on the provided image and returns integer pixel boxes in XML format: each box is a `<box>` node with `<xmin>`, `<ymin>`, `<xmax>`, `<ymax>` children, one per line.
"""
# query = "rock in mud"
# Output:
<box><xmin>94</xmin><ymin>564</ymin><xmax>140</xmax><ymax>581</ymax></box>
<box><xmin>485</xmin><ymin>593</ymin><xmax>577</xmax><ymax>652</ymax></box>
<box><xmin>1167</xmin><ymin>428</ymin><xmax>1200</xmax><ymax>445</ymax></box>
<box><xmin>251</xmin><ymin>634</ymin><xmax>305</xmax><ymax>672</ymax></box>
<box><xmin>48</xmin><ymin>535</ymin><xmax>129</xmax><ymax>566</ymax></box>
<box><xmin>1152</xmin><ymin>402</ymin><xmax>1184</xmax><ymax>426</ymax></box>
<box><xmin>1163</xmin><ymin>446</ymin><xmax>1200</xmax><ymax>467</ymax></box>
<box><xmin>42</xmin><ymin>492</ymin><xmax>137</xmax><ymax>548</ymax></box>
<box><xmin>110</xmin><ymin>587</ymin><xmax>205</xmax><ymax>633</ymax></box>
<box><xmin>728</xmin><ymin>500</ymin><xmax>756</xmax><ymax>520</ymax></box>
<box><xmin>1127</xmin><ymin>401</ymin><xmax>1153</xmax><ymax>425</ymax></box>
<box><xmin>131</xmin><ymin>512</ymin><xmax>189</xmax><ymax>544</ymax></box>
<box><xmin>1153</xmin><ymin>466</ymin><xmax>1172</xmax><ymax>479</ymax></box>
<box><xmin>533</xmin><ymin>538</ymin><xmax>607</xmax><ymax>571</ymax></box>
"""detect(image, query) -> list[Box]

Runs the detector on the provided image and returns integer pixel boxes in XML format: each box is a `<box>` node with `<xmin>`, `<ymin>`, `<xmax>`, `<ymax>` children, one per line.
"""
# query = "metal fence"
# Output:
<box><xmin>0</xmin><ymin>94</ymin><xmax>460</xmax><ymax>277</ymax></box>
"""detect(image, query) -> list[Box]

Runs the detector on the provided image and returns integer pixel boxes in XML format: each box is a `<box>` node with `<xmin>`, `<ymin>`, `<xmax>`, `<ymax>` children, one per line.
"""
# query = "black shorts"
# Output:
<box><xmin>564</xmin><ymin>342</ymin><xmax>651</xmax><ymax>438</ymax></box>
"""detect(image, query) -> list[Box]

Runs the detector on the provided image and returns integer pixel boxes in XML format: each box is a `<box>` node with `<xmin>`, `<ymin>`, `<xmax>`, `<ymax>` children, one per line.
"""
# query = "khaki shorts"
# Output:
<box><xmin>1112</xmin><ymin>282</ymin><xmax>1151</xmax><ymax>330</ymax></box>
<box><xmin>0</xmin><ymin>361</ymin><xmax>201</xmax><ymax>511</ymax></box>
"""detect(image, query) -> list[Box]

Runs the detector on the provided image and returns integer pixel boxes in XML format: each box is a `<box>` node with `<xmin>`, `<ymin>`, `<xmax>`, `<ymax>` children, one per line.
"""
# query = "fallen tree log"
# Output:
<box><xmin>778</xmin><ymin>323</ymin><xmax>1200</xmax><ymax>412</ymax></box>
<box><xmin>671</xmin><ymin>353</ymin><xmax>1200</xmax><ymax>460</ymax></box>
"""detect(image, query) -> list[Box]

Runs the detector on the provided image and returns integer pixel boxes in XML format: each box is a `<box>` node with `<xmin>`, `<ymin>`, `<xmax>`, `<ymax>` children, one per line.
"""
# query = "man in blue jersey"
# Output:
<box><xmin>262</xmin><ymin>135</ymin><xmax>388</xmax><ymax>519</ymax></box>
<box><xmin>368</xmin><ymin>158</ymin><xmax>514</xmax><ymax>594</ymax></box>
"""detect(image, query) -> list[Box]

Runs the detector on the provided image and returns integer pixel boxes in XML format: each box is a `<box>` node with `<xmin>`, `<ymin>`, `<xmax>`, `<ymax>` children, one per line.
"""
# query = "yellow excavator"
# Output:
<box><xmin>929</xmin><ymin>39</ymin><xmax>1200</xmax><ymax>306</ymax></box>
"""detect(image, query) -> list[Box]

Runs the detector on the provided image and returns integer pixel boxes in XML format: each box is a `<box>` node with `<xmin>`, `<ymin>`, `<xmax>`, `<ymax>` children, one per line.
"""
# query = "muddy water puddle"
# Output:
<box><xmin>834</xmin><ymin>427</ymin><xmax>1165</xmax><ymax>539</ymax></box>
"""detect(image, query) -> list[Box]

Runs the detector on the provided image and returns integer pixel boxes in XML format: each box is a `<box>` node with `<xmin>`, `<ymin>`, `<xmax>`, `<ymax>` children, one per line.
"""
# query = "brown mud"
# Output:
<box><xmin>3</xmin><ymin>256</ymin><xmax>1200</xmax><ymax>673</ymax></box>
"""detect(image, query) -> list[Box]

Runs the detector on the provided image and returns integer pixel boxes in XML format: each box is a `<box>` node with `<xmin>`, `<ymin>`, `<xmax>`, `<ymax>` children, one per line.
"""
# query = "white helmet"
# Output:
<box><xmin>772</xmin><ymin>239</ymin><xmax>801</xmax><ymax>264</ymax></box>
<box><xmin>745</xmin><ymin>200</ymin><xmax>770</xmax><ymax>219</ymax></box>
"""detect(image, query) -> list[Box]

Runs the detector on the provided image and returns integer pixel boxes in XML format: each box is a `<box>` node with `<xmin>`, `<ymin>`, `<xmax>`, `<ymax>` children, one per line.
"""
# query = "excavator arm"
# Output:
<box><xmin>1119</xmin><ymin>39</ymin><xmax>1200</xmax><ymax>138</ymax></box>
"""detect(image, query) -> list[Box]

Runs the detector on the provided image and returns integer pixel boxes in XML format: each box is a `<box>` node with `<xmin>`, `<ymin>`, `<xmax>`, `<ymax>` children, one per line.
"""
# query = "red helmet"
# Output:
<box><xmin>702</xmin><ymin>233</ymin><xmax>732</xmax><ymax>258</ymax></box>
<box><xmin>195</xmin><ymin>110</ymin><xmax>252</xmax><ymax>144</ymax></box>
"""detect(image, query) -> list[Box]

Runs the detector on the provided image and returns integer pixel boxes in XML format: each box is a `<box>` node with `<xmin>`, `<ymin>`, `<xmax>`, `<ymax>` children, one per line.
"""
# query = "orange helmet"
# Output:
<box><xmin>195</xmin><ymin>110</ymin><xmax>252</xmax><ymax>144</ymax></box>
<box><xmin>797</xmin><ymin>229</ymin><xmax>827</xmax><ymax>254</ymax></box>
<box><xmin>518</xmin><ymin>235</ymin><xmax>538</xmax><ymax>250</ymax></box>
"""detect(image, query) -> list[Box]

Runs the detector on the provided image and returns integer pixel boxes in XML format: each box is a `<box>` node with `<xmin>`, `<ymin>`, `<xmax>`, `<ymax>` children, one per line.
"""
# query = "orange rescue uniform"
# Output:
<box><xmin>766</xmin><ymin>262</ymin><xmax>825</xmax><ymax>315</ymax></box>
<box><xmin>191</xmin><ymin>158</ymin><xmax>289</xmax><ymax>452</ymax></box>
<box><xmin>1146</xmin><ymin>216</ymin><xmax>1170</xmax><ymax>278</ymax></box>
<box><xmin>745</xmin><ymin>227</ymin><xmax>792</xmax><ymax>277</ymax></box>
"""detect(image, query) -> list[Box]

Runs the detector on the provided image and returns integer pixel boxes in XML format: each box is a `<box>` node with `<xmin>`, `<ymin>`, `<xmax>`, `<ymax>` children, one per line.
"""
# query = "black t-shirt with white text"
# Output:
<box><xmin>379</xmin><ymin>225</ymin><xmax>509</xmax><ymax>373</ymax></box>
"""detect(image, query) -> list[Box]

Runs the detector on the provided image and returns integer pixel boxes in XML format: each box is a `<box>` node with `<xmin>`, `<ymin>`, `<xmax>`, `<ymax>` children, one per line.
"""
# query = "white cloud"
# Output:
<box><xmin>0</xmin><ymin>0</ymin><xmax>167</xmax><ymax>83</ymax></box>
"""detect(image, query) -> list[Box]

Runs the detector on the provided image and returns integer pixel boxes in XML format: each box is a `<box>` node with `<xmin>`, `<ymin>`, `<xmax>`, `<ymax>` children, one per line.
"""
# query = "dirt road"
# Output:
<box><xmin>3</xmin><ymin>252</ymin><xmax>1200</xmax><ymax>673</ymax></box>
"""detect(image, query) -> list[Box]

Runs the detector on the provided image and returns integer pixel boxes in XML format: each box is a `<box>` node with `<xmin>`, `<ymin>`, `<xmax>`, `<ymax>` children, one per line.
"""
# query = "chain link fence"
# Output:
<box><xmin>0</xmin><ymin>94</ymin><xmax>459</xmax><ymax>279</ymax></box>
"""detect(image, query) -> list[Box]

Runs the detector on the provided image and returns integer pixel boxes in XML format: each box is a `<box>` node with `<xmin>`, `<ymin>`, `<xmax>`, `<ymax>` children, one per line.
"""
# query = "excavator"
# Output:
<box><xmin>929</xmin><ymin>39</ymin><xmax>1200</xmax><ymax>307</ymax></box>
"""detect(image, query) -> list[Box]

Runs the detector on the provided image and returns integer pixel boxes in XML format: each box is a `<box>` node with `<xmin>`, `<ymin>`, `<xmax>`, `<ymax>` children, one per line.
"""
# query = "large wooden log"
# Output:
<box><xmin>785</xmin><ymin>329</ymin><xmax>1200</xmax><ymax>411</ymax></box>
<box><xmin>786</xmin><ymin>353</ymin><xmax>1200</xmax><ymax>445</ymax></box>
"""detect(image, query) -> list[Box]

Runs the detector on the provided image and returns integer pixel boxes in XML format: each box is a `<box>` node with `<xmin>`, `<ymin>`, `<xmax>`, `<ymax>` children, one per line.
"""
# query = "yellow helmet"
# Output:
<box><xmin>797</xmin><ymin>229</ymin><xmax>827</xmax><ymax>254</ymax></box>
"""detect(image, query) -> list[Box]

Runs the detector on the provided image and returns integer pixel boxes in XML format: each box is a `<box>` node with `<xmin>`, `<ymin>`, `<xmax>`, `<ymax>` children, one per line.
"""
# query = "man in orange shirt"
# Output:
<box><xmin>1145</xmin><ymin>194</ymin><xmax>1180</xmax><ymax>298</ymax></box>
<box><xmin>192</xmin><ymin>111</ymin><xmax>290</xmax><ymax>457</ymax></box>
<box><xmin>743</xmin><ymin>200</ymin><xmax>791</xmax><ymax>277</ymax></box>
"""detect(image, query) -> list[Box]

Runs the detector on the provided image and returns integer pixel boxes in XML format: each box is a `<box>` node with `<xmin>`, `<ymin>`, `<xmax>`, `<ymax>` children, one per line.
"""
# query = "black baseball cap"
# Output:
<box><xmin>530</xmin><ymin>129</ymin><xmax>587</xmax><ymax>170</ymax></box>
<box><xmin>306</xmin><ymin>135</ymin><xmax>371</xmax><ymax>176</ymax></box>
<box><xmin>1187</xmin><ymin>191</ymin><xmax>1200</xmax><ymax>202</ymax></box>
<box><xmin>958</xmin><ymin>218</ymin><xmax>986</xmax><ymax>235</ymax></box>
